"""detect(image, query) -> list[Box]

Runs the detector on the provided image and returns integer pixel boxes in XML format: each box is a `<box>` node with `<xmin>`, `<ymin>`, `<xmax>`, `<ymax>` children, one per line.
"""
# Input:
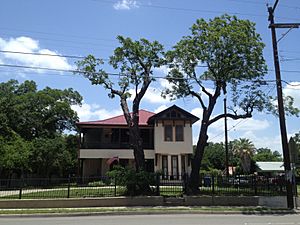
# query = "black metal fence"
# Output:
<box><xmin>0</xmin><ymin>174</ymin><xmax>296</xmax><ymax>199</ymax></box>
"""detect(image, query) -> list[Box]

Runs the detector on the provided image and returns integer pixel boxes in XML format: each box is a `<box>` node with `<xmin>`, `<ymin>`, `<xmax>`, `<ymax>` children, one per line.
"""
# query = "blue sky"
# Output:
<box><xmin>0</xmin><ymin>0</ymin><xmax>299</xmax><ymax>154</ymax></box>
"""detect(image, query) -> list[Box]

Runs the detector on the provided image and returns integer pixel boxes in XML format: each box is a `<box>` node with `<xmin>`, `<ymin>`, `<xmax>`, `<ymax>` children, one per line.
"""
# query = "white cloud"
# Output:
<box><xmin>238</xmin><ymin>131</ymin><xmax>282</xmax><ymax>153</ymax></box>
<box><xmin>159</xmin><ymin>78</ymin><xmax>173</xmax><ymax>90</ymax></box>
<box><xmin>209</xmin><ymin>117</ymin><xmax>270</xmax><ymax>132</ymax></box>
<box><xmin>283</xmin><ymin>82</ymin><xmax>300</xmax><ymax>109</ymax></box>
<box><xmin>72</xmin><ymin>102</ymin><xmax>122</xmax><ymax>122</ymax></box>
<box><xmin>154</xmin><ymin>65</ymin><xmax>170</xmax><ymax>77</ymax></box>
<box><xmin>191</xmin><ymin>108</ymin><xmax>203</xmax><ymax>118</ymax></box>
<box><xmin>0</xmin><ymin>36</ymin><xmax>73</xmax><ymax>73</ymax></box>
<box><xmin>113</xmin><ymin>0</ymin><xmax>139</xmax><ymax>10</ymax></box>
<box><xmin>191</xmin><ymin>113</ymin><xmax>271</xmax><ymax>145</ymax></box>
<box><xmin>128</xmin><ymin>85</ymin><xmax>172</xmax><ymax>104</ymax></box>
<box><xmin>154</xmin><ymin>105</ymin><xmax>168</xmax><ymax>113</ymax></box>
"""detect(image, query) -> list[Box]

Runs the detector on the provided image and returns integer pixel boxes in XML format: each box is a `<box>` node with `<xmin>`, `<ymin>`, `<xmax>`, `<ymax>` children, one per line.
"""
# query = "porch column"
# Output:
<box><xmin>178</xmin><ymin>155</ymin><xmax>182</xmax><ymax>178</ymax></box>
<box><xmin>154</xmin><ymin>154</ymin><xmax>160</xmax><ymax>172</ymax></box>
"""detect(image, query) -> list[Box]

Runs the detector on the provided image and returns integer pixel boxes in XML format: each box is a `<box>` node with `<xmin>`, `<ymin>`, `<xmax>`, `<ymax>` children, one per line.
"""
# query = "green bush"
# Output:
<box><xmin>106</xmin><ymin>165</ymin><xmax>156</xmax><ymax>196</ymax></box>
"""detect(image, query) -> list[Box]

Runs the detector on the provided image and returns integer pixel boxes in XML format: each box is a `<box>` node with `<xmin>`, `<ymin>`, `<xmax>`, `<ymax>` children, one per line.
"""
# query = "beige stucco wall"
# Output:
<box><xmin>154</xmin><ymin>121</ymin><xmax>193</xmax><ymax>154</ymax></box>
<box><xmin>80</xmin><ymin>149</ymin><xmax>155</xmax><ymax>159</ymax></box>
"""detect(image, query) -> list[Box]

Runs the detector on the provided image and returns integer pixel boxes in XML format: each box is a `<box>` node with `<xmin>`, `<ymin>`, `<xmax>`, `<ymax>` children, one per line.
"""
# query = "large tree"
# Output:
<box><xmin>30</xmin><ymin>135</ymin><xmax>78</xmax><ymax>178</ymax></box>
<box><xmin>163</xmin><ymin>15</ymin><xmax>298</xmax><ymax>193</ymax></box>
<box><xmin>0</xmin><ymin>79</ymin><xmax>82</xmax><ymax>140</ymax></box>
<box><xmin>76</xmin><ymin>36</ymin><xmax>164</xmax><ymax>172</ymax></box>
<box><xmin>253</xmin><ymin>147</ymin><xmax>282</xmax><ymax>162</ymax></box>
<box><xmin>0</xmin><ymin>134</ymin><xmax>31</xmax><ymax>178</ymax></box>
<box><xmin>201</xmin><ymin>142</ymin><xmax>225</xmax><ymax>171</ymax></box>
<box><xmin>0</xmin><ymin>80</ymin><xmax>82</xmax><ymax>177</ymax></box>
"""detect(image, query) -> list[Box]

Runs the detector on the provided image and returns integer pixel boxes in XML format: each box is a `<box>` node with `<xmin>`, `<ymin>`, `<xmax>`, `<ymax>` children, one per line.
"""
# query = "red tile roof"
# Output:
<box><xmin>76</xmin><ymin>109</ymin><xmax>155</xmax><ymax>126</ymax></box>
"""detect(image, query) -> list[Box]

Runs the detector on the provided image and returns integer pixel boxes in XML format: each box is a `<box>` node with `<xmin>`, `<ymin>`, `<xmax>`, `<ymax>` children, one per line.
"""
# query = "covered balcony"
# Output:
<box><xmin>79</xmin><ymin>127</ymin><xmax>154</xmax><ymax>150</ymax></box>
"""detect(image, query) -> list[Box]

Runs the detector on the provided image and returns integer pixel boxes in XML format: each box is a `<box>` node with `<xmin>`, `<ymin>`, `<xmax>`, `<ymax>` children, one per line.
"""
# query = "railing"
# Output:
<box><xmin>80</xmin><ymin>142</ymin><xmax>154</xmax><ymax>150</ymax></box>
<box><xmin>197</xmin><ymin>175</ymin><xmax>288</xmax><ymax>196</ymax></box>
<box><xmin>0</xmin><ymin>174</ymin><xmax>296</xmax><ymax>199</ymax></box>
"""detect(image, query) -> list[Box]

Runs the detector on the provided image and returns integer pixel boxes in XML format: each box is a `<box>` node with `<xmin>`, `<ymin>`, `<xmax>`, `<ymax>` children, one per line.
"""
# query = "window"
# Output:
<box><xmin>171</xmin><ymin>155</ymin><xmax>178</xmax><ymax>179</ymax></box>
<box><xmin>162</xmin><ymin>155</ymin><xmax>168</xmax><ymax>178</ymax></box>
<box><xmin>164</xmin><ymin>125</ymin><xmax>173</xmax><ymax>141</ymax></box>
<box><xmin>175</xmin><ymin>125</ymin><xmax>184</xmax><ymax>141</ymax></box>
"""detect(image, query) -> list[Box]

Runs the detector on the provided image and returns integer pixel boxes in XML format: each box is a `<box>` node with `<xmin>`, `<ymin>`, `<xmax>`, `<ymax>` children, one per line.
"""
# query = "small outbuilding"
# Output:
<box><xmin>256</xmin><ymin>161</ymin><xmax>284</xmax><ymax>176</ymax></box>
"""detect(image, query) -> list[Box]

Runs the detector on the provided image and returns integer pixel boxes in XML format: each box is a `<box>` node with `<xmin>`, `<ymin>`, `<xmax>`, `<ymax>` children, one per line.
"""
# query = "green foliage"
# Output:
<box><xmin>106</xmin><ymin>165</ymin><xmax>155</xmax><ymax>196</ymax></box>
<box><xmin>200</xmin><ymin>168</ymin><xmax>222</xmax><ymax>177</ymax></box>
<box><xmin>292</xmin><ymin>132</ymin><xmax>300</xmax><ymax>152</ymax></box>
<box><xmin>0</xmin><ymin>80</ymin><xmax>82</xmax><ymax>178</ymax></box>
<box><xmin>253</xmin><ymin>148</ymin><xmax>282</xmax><ymax>162</ymax></box>
<box><xmin>232</xmin><ymin>138</ymin><xmax>256</xmax><ymax>174</ymax></box>
<box><xmin>0</xmin><ymin>79</ymin><xmax>82</xmax><ymax>140</ymax></box>
<box><xmin>164</xmin><ymin>14</ymin><xmax>269</xmax><ymax>109</ymax></box>
<box><xmin>0</xmin><ymin>134</ymin><xmax>32</xmax><ymax>176</ymax></box>
<box><xmin>201</xmin><ymin>142</ymin><xmax>225</xmax><ymax>171</ymax></box>
<box><xmin>291</xmin><ymin>132</ymin><xmax>300</xmax><ymax>174</ymax></box>
<box><xmin>76</xmin><ymin>36</ymin><xmax>164</xmax><ymax>100</ymax></box>
<box><xmin>30</xmin><ymin>135</ymin><xmax>77</xmax><ymax>177</ymax></box>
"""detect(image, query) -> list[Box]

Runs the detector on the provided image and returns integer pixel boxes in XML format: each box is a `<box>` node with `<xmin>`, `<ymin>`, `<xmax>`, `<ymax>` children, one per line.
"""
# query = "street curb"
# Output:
<box><xmin>0</xmin><ymin>208</ymin><xmax>298</xmax><ymax>218</ymax></box>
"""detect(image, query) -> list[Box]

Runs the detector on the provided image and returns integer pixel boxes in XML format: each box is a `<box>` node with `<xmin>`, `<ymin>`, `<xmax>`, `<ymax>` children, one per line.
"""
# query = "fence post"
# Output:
<box><xmin>67</xmin><ymin>174</ymin><xmax>71</xmax><ymax>198</ymax></box>
<box><xmin>183</xmin><ymin>173</ymin><xmax>188</xmax><ymax>195</ymax></box>
<box><xmin>19</xmin><ymin>177</ymin><xmax>23</xmax><ymax>199</ymax></box>
<box><xmin>156</xmin><ymin>173</ymin><xmax>160</xmax><ymax>196</ymax></box>
<box><xmin>212</xmin><ymin>175</ymin><xmax>215</xmax><ymax>195</ymax></box>
<box><xmin>254</xmin><ymin>175</ymin><xmax>257</xmax><ymax>195</ymax></box>
<box><xmin>114</xmin><ymin>175</ymin><xmax>117</xmax><ymax>197</ymax></box>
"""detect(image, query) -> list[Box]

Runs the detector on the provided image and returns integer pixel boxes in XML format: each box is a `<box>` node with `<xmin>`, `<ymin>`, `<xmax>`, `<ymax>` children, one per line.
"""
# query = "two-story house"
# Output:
<box><xmin>76</xmin><ymin>105</ymin><xmax>199</xmax><ymax>179</ymax></box>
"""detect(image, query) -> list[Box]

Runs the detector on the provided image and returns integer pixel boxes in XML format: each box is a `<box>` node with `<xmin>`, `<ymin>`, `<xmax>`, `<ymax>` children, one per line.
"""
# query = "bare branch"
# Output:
<box><xmin>189</xmin><ymin>90</ymin><xmax>207</xmax><ymax>110</ymax></box>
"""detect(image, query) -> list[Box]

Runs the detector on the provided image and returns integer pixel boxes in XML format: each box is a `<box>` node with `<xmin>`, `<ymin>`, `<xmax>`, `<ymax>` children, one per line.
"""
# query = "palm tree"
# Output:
<box><xmin>232</xmin><ymin>138</ymin><xmax>256</xmax><ymax>174</ymax></box>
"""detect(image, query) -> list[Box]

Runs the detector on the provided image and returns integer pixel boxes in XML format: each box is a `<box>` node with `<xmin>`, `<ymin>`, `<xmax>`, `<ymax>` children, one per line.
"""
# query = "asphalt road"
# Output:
<box><xmin>1</xmin><ymin>214</ymin><xmax>300</xmax><ymax>225</ymax></box>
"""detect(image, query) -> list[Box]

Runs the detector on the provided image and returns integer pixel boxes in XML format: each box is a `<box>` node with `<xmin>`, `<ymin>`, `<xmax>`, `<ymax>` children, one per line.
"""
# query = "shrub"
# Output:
<box><xmin>106</xmin><ymin>165</ymin><xmax>155</xmax><ymax>196</ymax></box>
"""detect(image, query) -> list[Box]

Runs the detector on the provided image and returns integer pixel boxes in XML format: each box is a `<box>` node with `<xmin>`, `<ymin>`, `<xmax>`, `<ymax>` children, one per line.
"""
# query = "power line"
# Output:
<box><xmin>0</xmin><ymin>50</ymin><xmax>86</xmax><ymax>60</ymax></box>
<box><xmin>0</xmin><ymin>27</ymin><xmax>117</xmax><ymax>43</ymax></box>
<box><xmin>2</xmin><ymin>50</ymin><xmax>300</xmax><ymax>72</ymax></box>
<box><xmin>281</xmin><ymin>80</ymin><xmax>300</xmax><ymax>86</ymax></box>
<box><xmin>0</xmin><ymin>68</ymin><xmax>86</xmax><ymax>78</ymax></box>
<box><xmin>0</xmin><ymin>34</ymin><xmax>116</xmax><ymax>49</ymax></box>
<box><xmin>0</xmin><ymin>63</ymin><xmax>299</xmax><ymax>84</ymax></box>
<box><xmin>94</xmin><ymin>0</ymin><xmax>300</xmax><ymax>21</ymax></box>
<box><xmin>0</xmin><ymin>50</ymin><xmax>110</xmax><ymax>61</ymax></box>
<box><xmin>227</xmin><ymin>0</ymin><xmax>300</xmax><ymax>10</ymax></box>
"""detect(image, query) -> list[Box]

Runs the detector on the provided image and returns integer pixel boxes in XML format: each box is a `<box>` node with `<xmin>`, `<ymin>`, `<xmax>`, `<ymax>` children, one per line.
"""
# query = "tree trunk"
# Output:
<box><xmin>188</xmin><ymin>120</ymin><xmax>209</xmax><ymax>194</ymax></box>
<box><xmin>187</xmin><ymin>85</ymin><xmax>221</xmax><ymax>194</ymax></box>
<box><xmin>130</xmin><ymin>125</ymin><xmax>145</xmax><ymax>171</ymax></box>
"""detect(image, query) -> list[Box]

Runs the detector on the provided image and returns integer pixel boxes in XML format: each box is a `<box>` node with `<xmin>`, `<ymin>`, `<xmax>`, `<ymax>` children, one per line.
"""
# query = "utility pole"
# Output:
<box><xmin>268</xmin><ymin>0</ymin><xmax>300</xmax><ymax>209</ymax></box>
<box><xmin>224</xmin><ymin>96</ymin><xmax>229</xmax><ymax>178</ymax></box>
